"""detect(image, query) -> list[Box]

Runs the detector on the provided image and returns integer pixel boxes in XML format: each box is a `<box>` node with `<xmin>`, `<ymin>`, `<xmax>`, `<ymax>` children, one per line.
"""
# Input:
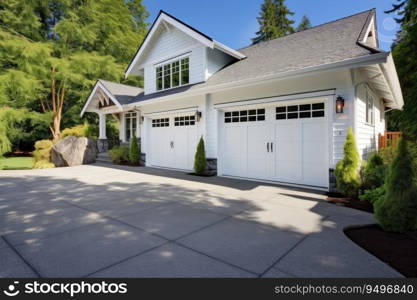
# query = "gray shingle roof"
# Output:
<box><xmin>98</xmin><ymin>80</ymin><xmax>143</xmax><ymax>105</ymax></box>
<box><xmin>98</xmin><ymin>9</ymin><xmax>380</xmax><ymax>106</ymax></box>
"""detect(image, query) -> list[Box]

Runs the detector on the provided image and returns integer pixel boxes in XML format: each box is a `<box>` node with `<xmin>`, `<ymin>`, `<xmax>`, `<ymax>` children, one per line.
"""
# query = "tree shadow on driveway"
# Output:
<box><xmin>0</xmin><ymin>166</ymin><xmax>401</xmax><ymax>278</ymax></box>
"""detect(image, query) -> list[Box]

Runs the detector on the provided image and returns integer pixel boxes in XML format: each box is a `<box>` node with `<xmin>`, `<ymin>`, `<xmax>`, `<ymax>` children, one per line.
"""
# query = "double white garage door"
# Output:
<box><xmin>148</xmin><ymin>99</ymin><xmax>329</xmax><ymax>188</ymax></box>
<box><xmin>220</xmin><ymin>100</ymin><xmax>329</xmax><ymax>188</ymax></box>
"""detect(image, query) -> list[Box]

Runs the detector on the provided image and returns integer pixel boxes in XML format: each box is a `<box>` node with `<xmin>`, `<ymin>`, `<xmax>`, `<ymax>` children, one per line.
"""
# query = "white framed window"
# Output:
<box><xmin>365</xmin><ymin>88</ymin><xmax>374</xmax><ymax>125</ymax></box>
<box><xmin>125</xmin><ymin>111</ymin><xmax>137</xmax><ymax>141</ymax></box>
<box><xmin>156</xmin><ymin>57</ymin><xmax>189</xmax><ymax>91</ymax></box>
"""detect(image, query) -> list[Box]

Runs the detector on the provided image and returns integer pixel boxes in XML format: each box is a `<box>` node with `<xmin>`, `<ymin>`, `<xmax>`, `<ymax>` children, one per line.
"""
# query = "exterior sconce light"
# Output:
<box><xmin>336</xmin><ymin>96</ymin><xmax>345</xmax><ymax>114</ymax></box>
<box><xmin>195</xmin><ymin>111</ymin><xmax>202</xmax><ymax>122</ymax></box>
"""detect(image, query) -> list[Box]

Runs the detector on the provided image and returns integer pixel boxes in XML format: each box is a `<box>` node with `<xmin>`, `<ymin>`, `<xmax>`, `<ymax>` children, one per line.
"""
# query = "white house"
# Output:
<box><xmin>81</xmin><ymin>9</ymin><xmax>403</xmax><ymax>191</ymax></box>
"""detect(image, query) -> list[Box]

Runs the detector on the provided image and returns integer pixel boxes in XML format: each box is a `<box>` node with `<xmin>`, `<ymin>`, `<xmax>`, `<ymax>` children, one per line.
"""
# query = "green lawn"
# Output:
<box><xmin>0</xmin><ymin>157</ymin><xmax>34</xmax><ymax>170</ymax></box>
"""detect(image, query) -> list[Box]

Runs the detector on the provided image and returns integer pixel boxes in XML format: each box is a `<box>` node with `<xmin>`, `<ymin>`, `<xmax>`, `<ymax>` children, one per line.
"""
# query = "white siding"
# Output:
<box><xmin>141</xmin><ymin>25</ymin><xmax>206</xmax><ymax>94</ymax></box>
<box><xmin>356</xmin><ymin>84</ymin><xmax>385</xmax><ymax>159</ymax></box>
<box><xmin>206</xmin><ymin>48</ymin><xmax>234</xmax><ymax>80</ymax></box>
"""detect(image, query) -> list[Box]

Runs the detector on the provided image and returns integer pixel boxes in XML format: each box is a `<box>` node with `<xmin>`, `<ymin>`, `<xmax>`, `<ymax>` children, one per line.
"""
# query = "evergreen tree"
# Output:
<box><xmin>385</xmin><ymin>0</ymin><xmax>417</xmax><ymax>139</ymax></box>
<box><xmin>374</xmin><ymin>138</ymin><xmax>417</xmax><ymax>232</ymax></box>
<box><xmin>334</xmin><ymin>128</ymin><xmax>361</xmax><ymax>198</ymax></box>
<box><xmin>296</xmin><ymin>15</ymin><xmax>311</xmax><ymax>32</ymax></box>
<box><xmin>274</xmin><ymin>0</ymin><xmax>295</xmax><ymax>35</ymax></box>
<box><xmin>252</xmin><ymin>0</ymin><xmax>294</xmax><ymax>44</ymax></box>
<box><xmin>194</xmin><ymin>137</ymin><xmax>207</xmax><ymax>175</ymax></box>
<box><xmin>129</xmin><ymin>135</ymin><xmax>140</xmax><ymax>165</ymax></box>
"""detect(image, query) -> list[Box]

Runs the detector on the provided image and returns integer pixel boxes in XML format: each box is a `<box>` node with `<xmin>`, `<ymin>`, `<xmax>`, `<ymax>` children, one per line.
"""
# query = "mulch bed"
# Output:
<box><xmin>187</xmin><ymin>172</ymin><xmax>216</xmax><ymax>177</ymax></box>
<box><xmin>344</xmin><ymin>224</ymin><xmax>417</xmax><ymax>277</ymax></box>
<box><xmin>4</xmin><ymin>151</ymin><xmax>33</xmax><ymax>157</ymax></box>
<box><xmin>325</xmin><ymin>193</ymin><xmax>373</xmax><ymax>213</ymax></box>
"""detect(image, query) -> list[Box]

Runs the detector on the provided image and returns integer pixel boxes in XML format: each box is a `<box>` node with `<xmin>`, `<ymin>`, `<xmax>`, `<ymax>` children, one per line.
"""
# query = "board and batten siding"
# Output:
<box><xmin>140</xmin><ymin>25</ymin><xmax>206</xmax><ymax>95</ymax></box>
<box><xmin>355</xmin><ymin>84</ymin><xmax>385</xmax><ymax>159</ymax></box>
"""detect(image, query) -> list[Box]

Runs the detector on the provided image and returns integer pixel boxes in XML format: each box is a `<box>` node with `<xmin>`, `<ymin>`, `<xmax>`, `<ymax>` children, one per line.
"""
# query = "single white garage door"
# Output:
<box><xmin>220</xmin><ymin>100</ymin><xmax>329</xmax><ymax>188</ymax></box>
<box><xmin>149</xmin><ymin>115</ymin><xmax>198</xmax><ymax>170</ymax></box>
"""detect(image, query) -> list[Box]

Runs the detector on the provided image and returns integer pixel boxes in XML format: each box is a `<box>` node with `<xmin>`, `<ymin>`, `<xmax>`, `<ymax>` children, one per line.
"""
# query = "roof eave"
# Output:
<box><xmin>80</xmin><ymin>81</ymin><xmax>123</xmax><ymax>117</ymax></box>
<box><xmin>122</xmin><ymin>53</ymin><xmax>389</xmax><ymax>108</ymax></box>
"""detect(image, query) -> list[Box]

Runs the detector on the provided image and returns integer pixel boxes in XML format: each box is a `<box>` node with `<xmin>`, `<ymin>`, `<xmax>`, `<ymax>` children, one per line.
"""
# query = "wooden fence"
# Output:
<box><xmin>378</xmin><ymin>131</ymin><xmax>402</xmax><ymax>149</ymax></box>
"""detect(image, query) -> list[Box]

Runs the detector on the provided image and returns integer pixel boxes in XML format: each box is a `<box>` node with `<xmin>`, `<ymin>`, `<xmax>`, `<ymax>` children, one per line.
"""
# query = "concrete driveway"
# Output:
<box><xmin>0</xmin><ymin>164</ymin><xmax>401</xmax><ymax>278</ymax></box>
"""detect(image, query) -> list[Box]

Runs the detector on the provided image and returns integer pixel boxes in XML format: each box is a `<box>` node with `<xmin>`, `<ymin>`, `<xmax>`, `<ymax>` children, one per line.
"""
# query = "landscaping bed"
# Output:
<box><xmin>344</xmin><ymin>224</ymin><xmax>417</xmax><ymax>277</ymax></box>
<box><xmin>325</xmin><ymin>193</ymin><xmax>373</xmax><ymax>213</ymax></box>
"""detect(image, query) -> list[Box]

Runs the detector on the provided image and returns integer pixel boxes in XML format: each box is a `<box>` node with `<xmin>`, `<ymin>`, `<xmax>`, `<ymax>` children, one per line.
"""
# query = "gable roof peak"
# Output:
<box><xmin>125</xmin><ymin>10</ymin><xmax>245</xmax><ymax>77</ymax></box>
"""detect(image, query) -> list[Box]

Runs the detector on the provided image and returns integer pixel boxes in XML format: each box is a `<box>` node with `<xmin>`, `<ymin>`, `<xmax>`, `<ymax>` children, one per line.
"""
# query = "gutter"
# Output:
<box><xmin>124</xmin><ymin>52</ymin><xmax>389</xmax><ymax>109</ymax></box>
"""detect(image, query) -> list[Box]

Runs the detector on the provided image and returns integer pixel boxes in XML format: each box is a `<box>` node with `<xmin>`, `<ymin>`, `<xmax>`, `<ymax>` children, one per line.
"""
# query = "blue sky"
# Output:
<box><xmin>143</xmin><ymin>0</ymin><xmax>400</xmax><ymax>51</ymax></box>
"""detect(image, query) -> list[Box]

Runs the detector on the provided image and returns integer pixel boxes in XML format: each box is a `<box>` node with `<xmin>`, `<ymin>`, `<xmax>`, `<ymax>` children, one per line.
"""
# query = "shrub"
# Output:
<box><xmin>359</xmin><ymin>186</ymin><xmax>385</xmax><ymax>204</ymax></box>
<box><xmin>379</xmin><ymin>144</ymin><xmax>397</xmax><ymax>165</ymax></box>
<box><xmin>33</xmin><ymin>139</ymin><xmax>54</xmax><ymax>162</ymax></box>
<box><xmin>129</xmin><ymin>136</ymin><xmax>140</xmax><ymax>165</ymax></box>
<box><xmin>362</xmin><ymin>152</ymin><xmax>387</xmax><ymax>190</ymax></box>
<box><xmin>34</xmin><ymin>160</ymin><xmax>55</xmax><ymax>169</ymax></box>
<box><xmin>194</xmin><ymin>136</ymin><xmax>207</xmax><ymax>175</ymax></box>
<box><xmin>374</xmin><ymin>138</ymin><xmax>417</xmax><ymax>232</ymax></box>
<box><xmin>108</xmin><ymin>145</ymin><xmax>129</xmax><ymax>164</ymax></box>
<box><xmin>61</xmin><ymin>123</ymin><xmax>91</xmax><ymax>139</ymax></box>
<box><xmin>334</xmin><ymin>128</ymin><xmax>361</xmax><ymax>198</ymax></box>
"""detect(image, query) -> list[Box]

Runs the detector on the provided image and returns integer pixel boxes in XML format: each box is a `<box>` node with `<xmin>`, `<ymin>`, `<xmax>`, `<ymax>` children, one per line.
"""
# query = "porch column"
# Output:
<box><xmin>97</xmin><ymin>112</ymin><xmax>108</xmax><ymax>153</ymax></box>
<box><xmin>98</xmin><ymin>112</ymin><xmax>107</xmax><ymax>139</ymax></box>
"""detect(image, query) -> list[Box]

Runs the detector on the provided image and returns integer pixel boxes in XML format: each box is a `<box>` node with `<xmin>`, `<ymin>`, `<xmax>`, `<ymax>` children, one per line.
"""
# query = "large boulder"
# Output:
<box><xmin>51</xmin><ymin>136</ymin><xmax>97</xmax><ymax>167</ymax></box>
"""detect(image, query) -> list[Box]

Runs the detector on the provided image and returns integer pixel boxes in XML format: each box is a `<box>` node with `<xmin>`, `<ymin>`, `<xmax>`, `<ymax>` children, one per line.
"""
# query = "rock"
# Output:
<box><xmin>51</xmin><ymin>136</ymin><xmax>97</xmax><ymax>167</ymax></box>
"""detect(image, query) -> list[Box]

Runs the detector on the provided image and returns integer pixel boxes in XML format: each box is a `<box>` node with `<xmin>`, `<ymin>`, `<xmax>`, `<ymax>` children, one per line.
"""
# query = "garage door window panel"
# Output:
<box><xmin>152</xmin><ymin>118</ymin><xmax>169</xmax><ymax>127</ymax></box>
<box><xmin>276</xmin><ymin>102</ymin><xmax>325</xmax><ymax>120</ymax></box>
<box><xmin>224</xmin><ymin>109</ymin><xmax>265</xmax><ymax>123</ymax></box>
<box><xmin>175</xmin><ymin>115</ymin><xmax>195</xmax><ymax>126</ymax></box>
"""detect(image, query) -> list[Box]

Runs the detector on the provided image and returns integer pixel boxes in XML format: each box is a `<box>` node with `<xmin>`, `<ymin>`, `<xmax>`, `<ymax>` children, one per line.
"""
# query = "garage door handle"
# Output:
<box><xmin>271</xmin><ymin>142</ymin><xmax>273</xmax><ymax>152</ymax></box>
<box><xmin>267</xmin><ymin>142</ymin><xmax>270</xmax><ymax>152</ymax></box>
<box><xmin>170</xmin><ymin>141</ymin><xmax>174</xmax><ymax>148</ymax></box>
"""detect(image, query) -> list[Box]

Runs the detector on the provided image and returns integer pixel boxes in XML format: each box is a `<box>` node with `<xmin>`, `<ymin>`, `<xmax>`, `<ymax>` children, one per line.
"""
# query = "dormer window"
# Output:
<box><xmin>156</xmin><ymin>57</ymin><xmax>189</xmax><ymax>91</ymax></box>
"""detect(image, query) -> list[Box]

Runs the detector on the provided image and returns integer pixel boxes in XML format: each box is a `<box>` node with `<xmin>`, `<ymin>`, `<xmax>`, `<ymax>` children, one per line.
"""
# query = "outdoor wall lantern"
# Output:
<box><xmin>336</xmin><ymin>96</ymin><xmax>345</xmax><ymax>114</ymax></box>
<box><xmin>195</xmin><ymin>110</ymin><xmax>202</xmax><ymax>122</ymax></box>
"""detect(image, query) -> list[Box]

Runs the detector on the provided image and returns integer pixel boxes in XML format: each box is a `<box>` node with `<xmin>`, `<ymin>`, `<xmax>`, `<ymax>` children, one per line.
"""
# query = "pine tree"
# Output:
<box><xmin>252</xmin><ymin>0</ymin><xmax>280</xmax><ymax>44</ymax></box>
<box><xmin>334</xmin><ymin>128</ymin><xmax>361</xmax><ymax>198</ymax></box>
<box><xmin>274</xmin><ymin>0</ymin><xmax>295</xmax><ymax>35</ymax></box>
<box><xmin>252</xmin><ymin>0</ymin><xmax>294</xmax><ymax>44</ymax></box>
<box><xmin>385</xmin><ymin>0</ymin><xmax>417</xmax><ymax>139</ymax></box>
<box><xmin>296</xmin><ymin>15</ymin><xmax>311</xmax><ymax>32</ymax></box>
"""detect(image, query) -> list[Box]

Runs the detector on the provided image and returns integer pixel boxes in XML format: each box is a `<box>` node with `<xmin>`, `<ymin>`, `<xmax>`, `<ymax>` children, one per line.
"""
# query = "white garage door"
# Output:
<box><xmin>149</xmin><ymin>115</ymin><xmax>198</xmax><ymax>170</ymax></box>
<box><xmin>220</xmin><ymin>101</ymin><xmax>329</xmax><ymax>188</ymax></box>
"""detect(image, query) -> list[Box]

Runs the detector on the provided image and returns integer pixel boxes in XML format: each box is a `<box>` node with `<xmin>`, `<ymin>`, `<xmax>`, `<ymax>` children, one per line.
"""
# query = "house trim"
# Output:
<box><xmin>80</xmin><ymin>81</ymin><xmax>123</xmax><ymax>117</ymax></box>
<box><xmin>143</xmin><ymin>106</ymin><xmax>199</xmax><ymax>117</ymax></box>
<box><xmin>213</xmin><ymin>89</ymin><xmax>336</xmax><ymax>109</ymax></box>
<box><xmin>125</xmin><ymin>10</ymin><xmax>245</xmax><ymax>77</ymax></box>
